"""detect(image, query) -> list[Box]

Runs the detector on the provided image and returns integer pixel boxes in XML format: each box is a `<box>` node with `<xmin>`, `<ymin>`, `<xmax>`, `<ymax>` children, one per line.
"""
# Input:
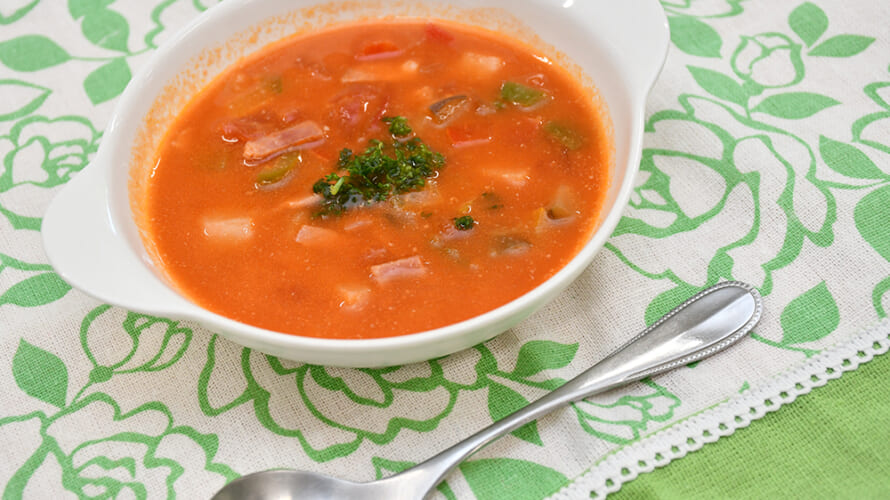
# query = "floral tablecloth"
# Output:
<box><xmin>2</xmin><ymin>1</ymin><xmax>889</xmax><ymax>498</ymax></box>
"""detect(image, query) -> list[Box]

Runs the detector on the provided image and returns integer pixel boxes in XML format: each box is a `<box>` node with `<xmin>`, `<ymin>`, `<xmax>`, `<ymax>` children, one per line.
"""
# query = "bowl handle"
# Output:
<box><xmin>42</xmin><ymin>161</ymin><xmax>193</xmax><ymax>317</ymax></box>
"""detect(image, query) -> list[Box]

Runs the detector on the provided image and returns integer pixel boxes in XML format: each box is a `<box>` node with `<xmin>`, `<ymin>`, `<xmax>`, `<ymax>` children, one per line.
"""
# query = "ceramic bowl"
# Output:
<box><xmin>42</xmin><ymin>0</ymin><xmax>669</xmax><ymax>367</ymax></box>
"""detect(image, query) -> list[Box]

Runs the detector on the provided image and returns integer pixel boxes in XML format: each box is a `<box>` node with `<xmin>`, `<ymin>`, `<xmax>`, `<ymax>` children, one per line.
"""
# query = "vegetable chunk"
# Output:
<box><xmin>370</xmin><ymin>256</ymin><xmax>427</xmax><ymax>284</ymax></box>
<box><xmin>243</xmin><ymin>120</ymin><xmax>324</xmax><ymax>162</ymax></box>
<box><xmin>202</xmin><ymin>217</ymin><xmax>254</xmax><ymax>241</ymax></box>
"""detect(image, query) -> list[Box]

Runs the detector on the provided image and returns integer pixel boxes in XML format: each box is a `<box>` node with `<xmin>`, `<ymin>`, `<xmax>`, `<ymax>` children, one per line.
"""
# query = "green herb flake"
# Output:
<box><xmin>421</xmin><ymin>211</ymin><xmax>433</xmax><ymax>218</ymax></box>
<box><xmin>453</xmin><ymin>215</ymin><xmax>475</xmax><ymax>230</ymax></box>
<box><xmin>382</xmin><ymin>116</ymin><xmax>413</xmax><ymax>137</ymax></box>
<box><xmin>500</xmin><ymin>81</ymin><xmax>547</xmax><ymax>107</ymax></box>
<box><xmin>312</xmin><ymin>117</ymin><xmax>445</xmax><ymax>215</ymax></box>
<box><xmin>544</xmin><ymin>121</ymin><xmax>583</xmax><ymax>150</ymax></box>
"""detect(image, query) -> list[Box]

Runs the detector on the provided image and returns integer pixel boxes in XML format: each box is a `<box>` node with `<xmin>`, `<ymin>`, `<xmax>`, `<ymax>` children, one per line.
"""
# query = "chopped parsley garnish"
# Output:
<box><xmin>499</xmin><ymin>81</ymin><xmax>547</xmax><ymax>107</ymax></box>
<box><xmin>453</xmin><ymin>215</ymin><xmax>475</xmax><ymax>230</ymax></box>
<box><xmin>382</xmin><ymin>116</ymin><xmax>413</xmax><ymax>137</ymax></box>
<box><xmin>312</xmin><ymin>116</ymin><xmax>445</xmax><ymax>215</ymax></box>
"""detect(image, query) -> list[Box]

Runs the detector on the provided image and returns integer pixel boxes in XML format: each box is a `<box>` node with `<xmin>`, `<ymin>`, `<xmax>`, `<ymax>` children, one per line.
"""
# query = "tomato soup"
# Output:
<box><xmin>145</xmin><ymin>20</ymin><xmax>610</xmax><ymax>339</ymax></box>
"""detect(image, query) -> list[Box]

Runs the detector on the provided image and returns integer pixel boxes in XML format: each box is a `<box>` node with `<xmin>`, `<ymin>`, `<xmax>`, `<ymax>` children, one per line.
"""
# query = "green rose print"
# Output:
<box><xmin>2</xmin><ymin>307</ymin><xmax>236</xmax><ymax>497</ymax></box>
<box><xmin>199</xmin><ymin>336</ymin><xmax>680</xmax><ymax>461</ymax></box>
<box><xmin>609</xmin><ymin>1</ymin><xmax>875</xmax><ymax>355</ymax></box>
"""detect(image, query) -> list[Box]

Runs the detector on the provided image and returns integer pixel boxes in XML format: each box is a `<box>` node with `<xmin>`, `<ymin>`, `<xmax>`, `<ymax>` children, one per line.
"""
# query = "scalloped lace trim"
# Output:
<box><xmin>549</xmin><ymin>317</ymin><xmax>890</xmax><ymax>499</ymax></box>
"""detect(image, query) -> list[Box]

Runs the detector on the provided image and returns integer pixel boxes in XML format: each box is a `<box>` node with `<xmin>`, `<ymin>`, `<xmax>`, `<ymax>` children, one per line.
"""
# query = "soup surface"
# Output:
<box><xmin>146</xmin><ymin>20</ymin><xmax>610</xmax><ymax>339</ymax></box>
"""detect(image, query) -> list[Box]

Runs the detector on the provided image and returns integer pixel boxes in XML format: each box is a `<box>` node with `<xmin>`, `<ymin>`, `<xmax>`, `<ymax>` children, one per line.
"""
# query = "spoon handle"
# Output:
<box><xmin>391</xmin><ymin>281</ymin><xmax>762</xmax><ymax>498</ymax></box>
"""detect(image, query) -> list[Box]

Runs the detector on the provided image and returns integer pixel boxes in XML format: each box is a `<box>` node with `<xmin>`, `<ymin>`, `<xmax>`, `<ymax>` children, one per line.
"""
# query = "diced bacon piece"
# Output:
<box><xmin>202</xmin><ymin>216</ymin><xmax>253</xmax><ymax>241</ymax></box>
<box><xmin>357</xmin><ymin>41</ymin><xmax>403</xmax><ymax>60</ymax></box>
<box><xmin>243</xmin><ymin>121</ymin><xmax>324</xmax><ymax>162</ymax></box>
<box><xmin>370</xmin><ymin>256</ymin><xmax>426</xmax><ymax>284</ymax></box>
<box><xmin>295</xmin><ymin>224</ymin><xmax>339</xmax><ymax>247</ymax></box>
<box><xmin>337</xmin><ymin>284</ymin><xmax>372</xmax><ymax>310</ymax></box>
<box><xmin>459</xmin><ymin>52</ymin><xmax>504</xmax><ymax>76</ymax></box>
<box><xmin>329</xmin><ymin>85</ymin><xmax>388</xmax><ymax>131</ymax></box>
<box><xmin>446</xmin><ymin>125</ymin><xmax>492</xmax><ymax>148</ymax></box>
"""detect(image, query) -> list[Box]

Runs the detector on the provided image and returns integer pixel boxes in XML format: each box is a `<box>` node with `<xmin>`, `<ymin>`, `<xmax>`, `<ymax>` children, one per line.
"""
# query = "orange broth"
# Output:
<box><xmin>146</xmin><ymin>20</ymin><xmax>610</xmax><ymax>339</ymax></box>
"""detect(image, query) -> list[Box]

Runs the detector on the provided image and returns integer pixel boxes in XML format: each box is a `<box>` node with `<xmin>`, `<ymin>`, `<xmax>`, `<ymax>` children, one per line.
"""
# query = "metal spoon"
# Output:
<box><xmin>213</xmin><ymin>281</ymin><xmax>762</xmax><ymax>500</ymax></box>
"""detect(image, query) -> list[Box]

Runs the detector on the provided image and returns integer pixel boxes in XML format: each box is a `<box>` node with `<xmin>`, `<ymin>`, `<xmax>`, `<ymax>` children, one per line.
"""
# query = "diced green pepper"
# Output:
<box><xmin>544</xmin><ymin>122</ymin><xmax>584</xmax><ymax>150</ymax></box>
<box><xmin>256</xmin><ymin>152</ymin><xmax>300</xmax><ymax>185</ymax></box>
<box><xmin>500</xmin><ymin>81</ymin><xmax>547</xmax><ymax>107</ymax></box>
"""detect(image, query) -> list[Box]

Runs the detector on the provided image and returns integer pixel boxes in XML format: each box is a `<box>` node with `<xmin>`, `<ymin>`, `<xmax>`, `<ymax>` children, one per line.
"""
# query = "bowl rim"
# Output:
<box><xmin>43</xmin><ymin>0</ymin><xmax>669</xmax><ymax>366</ymax></box>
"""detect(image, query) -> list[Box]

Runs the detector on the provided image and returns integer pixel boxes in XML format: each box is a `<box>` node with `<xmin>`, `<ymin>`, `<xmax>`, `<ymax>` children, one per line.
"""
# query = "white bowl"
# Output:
<box><xmin>42</xmin><ymin>0</ymin><xmax>668</xmax><ymax>367</ymax></box>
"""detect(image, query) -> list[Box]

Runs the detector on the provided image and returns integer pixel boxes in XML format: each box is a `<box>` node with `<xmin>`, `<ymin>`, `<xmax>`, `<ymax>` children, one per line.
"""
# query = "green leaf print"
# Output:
<box><xmin>83</xmin><ymin>57</ymin><xmax>131</xmax><ymax>104</ymax></box>
<box><xmin>780</xmin><ymin>282</ymin><xmax>839</xmax><ymax>345</ymax></box>
<box><xmin>0</xmin><ymin>35</ymin><xmax>70</xmax><ymax>71</ymax></box>
<box><xmin>0</xmin><ymin>0</ymin><xmax>39</xmax><ymax>25</ymax></box>
<box><xmin>854</xmin><ymin>185</ymin><xmax>890</xmax><ymax>261</ymax></box>
<box><xmin>511</xmin><ymin>340</ymin><xmax>578</xmax><ymax>378</ymax></box>
<box><xmin>874</xmin><ymin>277</ymin><xmax>890</xmax><ymax>318</ymax></box>
<box><xmin>12</xmin><ymin>339</ymin><xmax>69</xmax><ymax>408</ymax></box>
<box><xmin>687</xmin><ymin>66</ymin><xmax>748</xmax><ymax>106</ymax></box>
<box><xmin>0</xmin><ymin>79</ymin><xmax>50</xmax><ymax>121</ymax></box>
<box><xmin>668</xmin><ymin>16</ymin><xmax>722</xmax><ymax>58</ymax></box>
<box><xmin>460</xmin><ymin>458</ymin><xmax>567</xmax><ymax>500</ymax></box>
<box><xmin>819</xmin><ymin>136</ymin><xmax>888</xmax><ymax>180</ymax></box>
<box><xmin>753</xmin><ymin>92</ymin><xmax>839</xmax><ymax>119</ymax></box>
<box><xmin>80</xmin><ymin>7</ymin><xmax>130</xmax><ymax>52</ymax></box>
<box><xmin>809</xmin><ymin>35</ymin><xmax>875</xmax><ymax>57</ymax></box>
<box><xmin>68</xmin><ymin>0</ymin><xmax>113</xmax><ymax>19</ymax></box>
<box><xmin>371</xmin><ymin>457</ymin><xmax>457</xmax><ymax>499</ymax></box>
<box><xmin>788</xmin><ymin>2</ymin><xmax>828</xmax><ymax>47</ymax></box>
<box><xmin>0</xmin><ymin>273</ymin><xmax>71</xmax><ymax>307</ymax></box>
<box><xmin>487</xmin><ymin>383</ymin><xmax>543</xmax><ymax>446</ymax></box>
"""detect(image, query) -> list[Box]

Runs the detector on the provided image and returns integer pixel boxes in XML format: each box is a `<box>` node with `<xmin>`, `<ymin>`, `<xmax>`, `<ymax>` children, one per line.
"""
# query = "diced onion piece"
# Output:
<box><xmin>281</xmin><ymin>194</ymin><xmax>323</xmax><ymax>210</ymax></box>
<box><xmin>243</xmin><ymin>120</ymin><xmax>324</xmax><ymax>162</ymax></box>
<box><xmin>202</xmin><ymin>216</ymin><xmax>254</xmax><ymax>241</ymax></box>
<box><xmin>491</xmin><ymin>234</ymin><xmax>532</xmax><ymax>256</ymax></box>
<box><xmin>459</xmin><ymin>52</ymin><xmax>504</xmax><ymax>76</ymax></box>
<box><xmin>401</xmin><ymin>60</ymin><xmax>419</xmax><ymax>73</ymax></box>
<box><xmin>482</xmin><ymin>165</ymin><xmax>530</xmax><ymax>187</ymax></box>
<box><xmin>547</xmin><ymin>185</ymin><xmax>577</xmax><ymax>220</ymax></box>
<box><xmin>295</xmin><ymin>224</ymin><xmax>339</xmax><ymax>247</ymax></box>
<box><xmin>337</xmin><ymin>284</ymin><xmax>372</xmax><ymax>310</ymax></box>
<box><xmin>370</xmin><ymin>256</ymin><xmax>426</xmax><ymax>284</ymax></box>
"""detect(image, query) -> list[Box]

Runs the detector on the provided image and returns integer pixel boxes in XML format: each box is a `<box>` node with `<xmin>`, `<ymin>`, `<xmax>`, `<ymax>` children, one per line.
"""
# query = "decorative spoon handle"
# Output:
<box><xmin>389</xmin><ymin>281</ymin><xmax>762</xmax><ymax>498</ymax></box>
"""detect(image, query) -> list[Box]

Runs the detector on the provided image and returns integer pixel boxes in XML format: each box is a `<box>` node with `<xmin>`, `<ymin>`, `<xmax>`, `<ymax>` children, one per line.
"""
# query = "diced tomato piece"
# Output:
<box><xmin>425</xmin><ymin>23</ymin><xmax>454</xmax><ymax>42</ymax></box>
<box><xmin>446</xmin><ymin>125</ymin><xmax>492</xmax><ymax>148</ymax></box>
<box><xmin>357</xmin><ymin>40</ymin><xmax>403</xmax><ymax>60</ymax></box>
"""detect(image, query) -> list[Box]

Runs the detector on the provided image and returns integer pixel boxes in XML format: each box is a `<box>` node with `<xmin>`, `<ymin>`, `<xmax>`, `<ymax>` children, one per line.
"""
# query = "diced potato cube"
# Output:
<box><xmin>202</xmin><ymin>216</ymin><xmax>254</xmax><ymax>241</ymax></box>
<box><xmin>459</xmin><ymin>52</ymin><xmax>505</xmax><ymax>76</ymax></box>
<box><xmin>337</xmin><ymin>284</ymin><xmax>371</xmax><ymax>310</ymax></box>
<box><xmin>296</xmin><ymin>224</ymin><xmax>339</xmax><ymax>247</ymax></box>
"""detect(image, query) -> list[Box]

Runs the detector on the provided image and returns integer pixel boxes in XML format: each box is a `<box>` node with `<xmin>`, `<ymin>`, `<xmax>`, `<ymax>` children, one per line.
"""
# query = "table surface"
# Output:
<box><xmin>1</xmin><ymin>1</ymin><xmax>889</xmax><ymax>499</ymax></box>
